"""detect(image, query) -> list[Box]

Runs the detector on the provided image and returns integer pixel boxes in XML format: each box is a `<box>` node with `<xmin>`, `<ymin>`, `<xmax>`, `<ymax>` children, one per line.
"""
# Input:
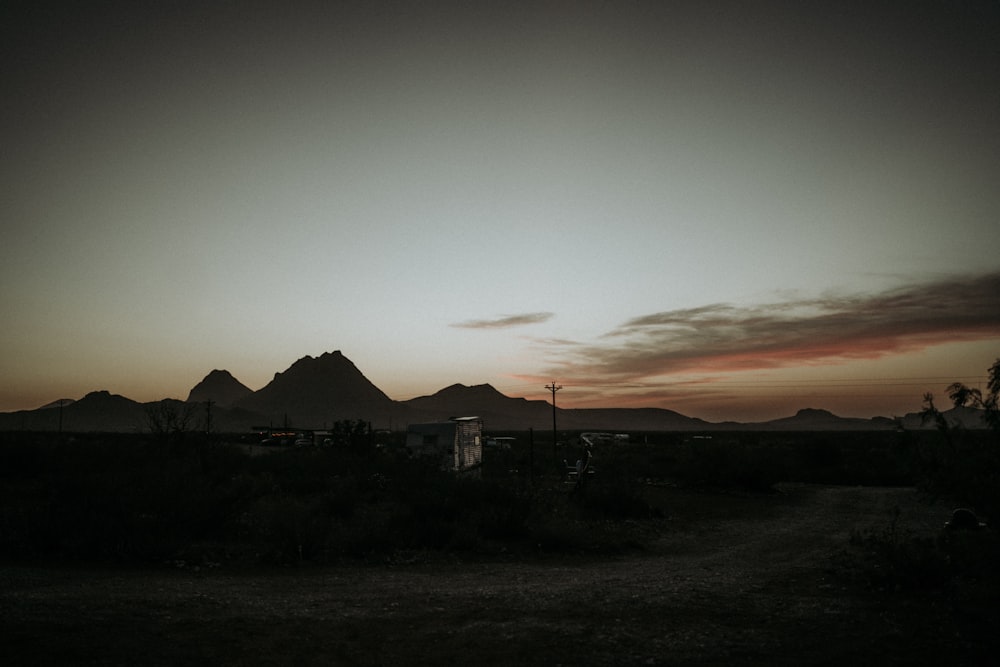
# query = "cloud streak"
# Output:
<box><xmin>544</xmin><ymin>272</ymin><xmax>1000</xmax><ymax>382</ymax></box>
<box><xmin>452</xmin><ymin>312</ymin><xmax>554</xmax><ymax>330</ymax></box>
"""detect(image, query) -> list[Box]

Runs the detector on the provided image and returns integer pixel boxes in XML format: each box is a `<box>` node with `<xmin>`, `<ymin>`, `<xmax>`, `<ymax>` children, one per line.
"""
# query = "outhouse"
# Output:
<box><xmin>405</xmin><ymin>416</ymin><xmax>483</xmax><ymax>471</ymax></box>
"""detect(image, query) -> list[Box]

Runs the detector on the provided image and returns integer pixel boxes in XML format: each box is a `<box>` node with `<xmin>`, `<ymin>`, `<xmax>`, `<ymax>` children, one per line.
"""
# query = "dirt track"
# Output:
<box><xmin>0</xmin><ymin>485</ymin><xmax>977</xmax><ymax>665</ymax></box>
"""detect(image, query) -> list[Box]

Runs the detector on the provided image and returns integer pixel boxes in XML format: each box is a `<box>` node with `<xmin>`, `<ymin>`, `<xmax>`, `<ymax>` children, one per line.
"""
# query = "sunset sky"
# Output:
<box><xmin>3</xmin><ymin>1</ymin><xmax>998</xmax><ymax>422</ymax></box>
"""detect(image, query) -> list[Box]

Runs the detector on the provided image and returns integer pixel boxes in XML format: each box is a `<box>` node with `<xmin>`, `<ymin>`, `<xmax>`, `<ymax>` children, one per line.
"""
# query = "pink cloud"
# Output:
<box><xmin>542</xmin><ymin>272</ymin><xmax>1000</xmax><ymax>382</ymax></box>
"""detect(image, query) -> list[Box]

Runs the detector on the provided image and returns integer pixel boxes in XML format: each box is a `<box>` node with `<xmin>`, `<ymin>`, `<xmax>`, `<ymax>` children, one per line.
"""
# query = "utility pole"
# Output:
<box><xmin>205</xmin><ymin>400</ymin><xmax>214</xmax><ymax>436</ymax></box>
<box><xmin>529</xmin><ymin>427</ymin><xmax>534</xmax><ymax>484</ymax></box>
<box><xmin>545</xmin><ymin>381</ymin><xmax>562</xmax><ymax>458</ymax></box>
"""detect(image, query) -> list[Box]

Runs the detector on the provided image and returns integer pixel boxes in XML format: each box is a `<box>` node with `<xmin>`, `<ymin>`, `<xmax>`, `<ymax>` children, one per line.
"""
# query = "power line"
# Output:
<box><xmin>495</xmin><ymin>376</ymin><xmax>986</xmax><ymax>392</ymax></box>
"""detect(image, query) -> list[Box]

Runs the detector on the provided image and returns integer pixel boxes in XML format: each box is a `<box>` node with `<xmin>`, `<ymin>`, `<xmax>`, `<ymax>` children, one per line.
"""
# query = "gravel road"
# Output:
<box><xmin>0</xmin><ymin>484</ymin><xmax>973</xmax><ymax>666</ymax></box>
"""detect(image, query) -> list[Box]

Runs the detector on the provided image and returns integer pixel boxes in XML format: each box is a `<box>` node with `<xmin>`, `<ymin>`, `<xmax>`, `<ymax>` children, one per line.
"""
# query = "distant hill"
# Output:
<box><xmin>403</xmin><ymin>383</ymin><xmax>553</xmax><ymax>429</ymax></box>
<box><xmin>186</xmin><ymin>369</ymin><xmax>252</xmax><ymax>407</ymax></box>
<box><xmin>559</xmin><ymin>407</ymin><xmax>713</xmax><ymax>432</ymax></box>
<box><xmin>0</xmin><ymin>391</ymin><xmax>147</xmax><ymax>432</ymax></box>
<box><xmin>746</xmin><ymin>408</ymin><xmax>898</xmax><ymax>431</ymax></box>
<box><xmin>1</xmin><ymin>350</ymin><xmax>991</xmax><ymax>433</ymax></box>
<box><xmin>403</xmin><ymin>385</ymin><xmax>721</xmax><ymax>431</ymax></box>
<box><xmin>61</xmin><ymin>390</ymin><xmax>148</xmax><ymax>431</ymax></box>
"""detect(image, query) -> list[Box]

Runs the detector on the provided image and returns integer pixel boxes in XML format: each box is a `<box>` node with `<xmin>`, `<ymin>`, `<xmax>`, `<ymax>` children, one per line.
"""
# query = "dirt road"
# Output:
<box><xmin>0</xmin><ymin>485</ymin><xmax>976</xmax><ymax>665</ymax></box>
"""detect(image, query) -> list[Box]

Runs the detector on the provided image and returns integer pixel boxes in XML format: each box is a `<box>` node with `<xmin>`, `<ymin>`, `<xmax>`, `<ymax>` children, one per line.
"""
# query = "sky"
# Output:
<box><xmin>2</xmin><ymin>0</ymin><xmax>999</xmax><ymax>423</ymax></box>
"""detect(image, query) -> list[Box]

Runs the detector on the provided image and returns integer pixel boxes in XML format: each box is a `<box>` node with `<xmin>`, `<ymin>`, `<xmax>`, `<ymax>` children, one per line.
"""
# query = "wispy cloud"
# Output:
<box><xmin>544</xmin><ymin>272</ymin><xmax>1000</xmax><ymax>381</ymax></box>
<box><xmin>451</xmin><ymin>312</ymin><xmax>555</xmax><ymax>330</ymax></box>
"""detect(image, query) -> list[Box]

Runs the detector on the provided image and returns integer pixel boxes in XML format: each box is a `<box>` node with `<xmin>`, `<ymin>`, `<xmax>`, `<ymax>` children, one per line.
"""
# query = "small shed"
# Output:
<box><xmin>406</xmin><ymin>416</ymin><xmax>483</xmax><ymax>472</ymax></box>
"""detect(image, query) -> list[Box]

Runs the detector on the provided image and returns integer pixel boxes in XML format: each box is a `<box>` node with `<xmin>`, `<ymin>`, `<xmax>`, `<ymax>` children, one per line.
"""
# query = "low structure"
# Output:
<box><xmin>485</xmin><ymin>436</ymin><xmax>515</xmax><ymax>450</ymax></box>
<box><xmin>406</xmin><ymin>416</ymin><xmax>483</xmax><ymax>471</ymax></box>
<box><xmin>580</xmin><ymin>432</ymin><xmax>629</xmax><ymax>446</ymax></box>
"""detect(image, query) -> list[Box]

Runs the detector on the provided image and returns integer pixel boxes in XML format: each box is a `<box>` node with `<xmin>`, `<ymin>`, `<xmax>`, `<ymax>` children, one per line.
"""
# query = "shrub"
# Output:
<box><xmin>836</xmin><ymin>507</ymin><xmax>1000</xmax><ymax>598</ymax></box>
<box><xmin>839</xmin><ymin>508</ymin><xmax>950</xmax><ymax>591</ymax></box>
<box><xmin>916</xmin><ymin>359</ymin><xmax>1000</xmax><ymax>523</ymax></box>
<box><xmin>0</xmin><ymin>432</ymin><xmax>662</xmax><ymax>564</ymax></box>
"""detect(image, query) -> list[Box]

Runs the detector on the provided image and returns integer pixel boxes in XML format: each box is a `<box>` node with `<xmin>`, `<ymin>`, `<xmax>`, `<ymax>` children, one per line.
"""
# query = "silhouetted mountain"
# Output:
<box><xmin>404</xmin><ymin>383</ymin><xmax>553</xmax><ymax>429</ymax></box>
<box><xmin>746</xmin><ymin>408</ymin><xmax>897</xmax><ymax>431</ymax></box>
<box><xmin>404</xmin><ymin>385</ymin><xmax>715</xmax><ymax>431</ymax></box>
<box><xmin>560</xmin><ymin>407</ymin><xmax>713</xmax><ymax>431</ymax></box>
<box><xmin>186</xmin><ymin>369</ymin><xmax>252</xmax><ymax>407</ymax></box>
<box><xmin>38</xmin><ymin>398</ymin><xmax>75</xmax><ymax>410</ymax></box>
<box><xmin>1</xmin><ymin>351</ymin><xmax>992</xmax><ymax>433</ymax></box>
<box><xmin>236</xmin><ymin>350</ymin><xmax>401</xmax><ymax>428</ymax></box>
<box><xmin>0</xmin><ymin>391</ymin><xmax>147</xmax><ymax>432</ymax></box>
<box><xmin>66</xmin><ymin>391</ymin><xmax>148</xmax><ymax>431</ymax></box>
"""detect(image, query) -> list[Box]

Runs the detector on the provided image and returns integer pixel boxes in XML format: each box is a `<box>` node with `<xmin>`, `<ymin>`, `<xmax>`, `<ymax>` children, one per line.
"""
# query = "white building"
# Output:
<box><xmin>405</xmin><ymin>416</ymin><xmax>483</xmax><ymax>471</ymax></box>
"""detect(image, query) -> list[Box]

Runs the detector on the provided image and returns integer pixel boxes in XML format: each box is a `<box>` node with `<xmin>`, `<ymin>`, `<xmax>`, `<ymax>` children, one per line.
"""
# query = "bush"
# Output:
<box><xmin>839</xmin><ymin>509</ymin><xmax>951</xmax><ymax>591</ymax></box>
<box><xmin>836</xmin><ymin>507</ymin><xmax>1000</xmax><ymax>597</ymax></box>
<box><xmin>916</xmin><ymin>359</ymin><xmax>1000</xmax><ymax>523</ymax></box>
<box><xmin>0</xmin><ymin>433</ymin><xmax>665</xmax><ymax>565</ymax></box>
<box><xmin>913</xmin><ymin>429</ymin><xmax>1000</xmax><ymax>524</ymax></box>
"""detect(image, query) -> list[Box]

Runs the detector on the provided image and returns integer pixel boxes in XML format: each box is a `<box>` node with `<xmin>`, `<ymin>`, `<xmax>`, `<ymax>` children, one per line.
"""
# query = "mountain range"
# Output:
<box><xmin>0</xmin><ymin>350</ymin><xmax>988</xmax><ymax>433</ymax></box>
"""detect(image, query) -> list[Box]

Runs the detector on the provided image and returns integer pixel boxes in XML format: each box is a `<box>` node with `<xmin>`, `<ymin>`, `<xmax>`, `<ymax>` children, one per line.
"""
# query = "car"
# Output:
<box><xmin>944</xmin><ymin>508</ymin><xmax>987</xmax><ymax>530</ymax></box>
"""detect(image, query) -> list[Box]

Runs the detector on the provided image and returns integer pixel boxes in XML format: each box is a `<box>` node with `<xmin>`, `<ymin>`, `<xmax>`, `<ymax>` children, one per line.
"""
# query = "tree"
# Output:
<box><xmin>946</xmin><ymin>358</ymin><xmax>1000</xmax><ymax>430</ymax></box>
<box><xmin>145</xmin><ymin>399</ymin><xmax>199</xmax><ymax>438</ymax></box>
<box><xmin>918</xmin><ymin>358</ymin><xmax>1000</xmax><ymax>524</ymax></box>
<box><xmin>921</xmin><ymin>358</ymin><xmax>1000</xmax><ymax>432</ymax></box>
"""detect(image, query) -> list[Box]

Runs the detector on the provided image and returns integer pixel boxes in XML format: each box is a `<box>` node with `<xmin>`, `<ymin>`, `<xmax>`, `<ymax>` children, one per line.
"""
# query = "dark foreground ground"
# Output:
<box><xmin>1</xmin><ymin>484</ymin><xmax>994</xmax><ymax>666</ymax></box>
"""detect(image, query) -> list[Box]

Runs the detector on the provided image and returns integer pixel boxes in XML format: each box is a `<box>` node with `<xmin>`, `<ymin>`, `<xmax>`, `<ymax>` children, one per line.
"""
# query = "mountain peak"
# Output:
<box><xmin>794</xmin><ymin>408</ymin><xmax>836</xmax><ymax>418</ymax></box>
<box><xmin>74</xmin><ymin>390</ymin><xmax>138</xmax><ymax>410</ymax></box>
<box><xmin>83</xmin><ymin>390</ymin><xmax>114</xmax><ymax>400</ymax></box>
<box><xmin>187</xmin><ymin>369</ymin><xmax>252</xmax><ymax>407</ymax></box>
<box><xmin>236</xmin><ymin>350</ymin><xmax>393</xmax><ymax>424</ymax></box>
<box><xmin>282</xmin><ymin>350</ymin><xmax>347</xmax><ymax>375</ymax></box>
<box><xmin>435</xmin><ymin>383</ymin><xmax>504</xmax><ymax>398</ymax></box>
<box><xmin>753</xmin><ymin>406</ymin><xmax>887</xmax><ymax>431</ymax></box>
